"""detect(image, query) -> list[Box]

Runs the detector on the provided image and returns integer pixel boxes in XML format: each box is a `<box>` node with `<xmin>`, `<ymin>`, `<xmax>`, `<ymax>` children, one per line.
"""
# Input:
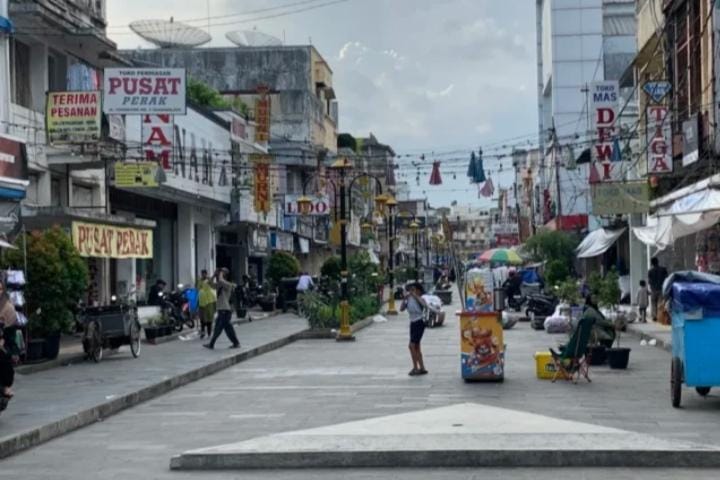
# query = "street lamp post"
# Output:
<box><xmin>410</xmin><ymin>220</ymin><xmax>420</xmax><ymax>281</ymax></box>
<box><xmin>385</xmin><ymin>195</ymin><xmax>398</xmax><ymax>315</ymax></box>
<box><xmin>299</xmin><ymin>159</ymin><xmax>386</xmax><ymax>341</ymax></box>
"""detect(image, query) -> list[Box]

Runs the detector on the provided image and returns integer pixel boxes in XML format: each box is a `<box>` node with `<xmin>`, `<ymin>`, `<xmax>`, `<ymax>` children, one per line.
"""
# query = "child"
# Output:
<box><xmin>637</xmin><ymin>280</ymin><xmax>649</xmax><ymax>323</ymax></box>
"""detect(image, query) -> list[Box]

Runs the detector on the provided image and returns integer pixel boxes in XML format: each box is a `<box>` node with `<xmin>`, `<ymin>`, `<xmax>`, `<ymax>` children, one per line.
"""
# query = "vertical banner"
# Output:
<box><xmin>142</xmin><ymin>114</ymin><xmax>173</xmax><ymax>170</ymax></box>
<box><xmin>254</xmin><ymin>88</ymin><xmax>270</xmax><ymax>144</ymax></box>
<box><xmin>591</xmin><ymin>81</ymin><xmax>619</xmax><ymax>181</ymax></box>
<box><xmin>251</xmin><ymin>154</ymin><xmax>271</xmax><ymax>214</ymax></box>
<box><xmin>647</xmin><ymin>106</ymin><xmax>673</xmax><ymax>174</ymax></box>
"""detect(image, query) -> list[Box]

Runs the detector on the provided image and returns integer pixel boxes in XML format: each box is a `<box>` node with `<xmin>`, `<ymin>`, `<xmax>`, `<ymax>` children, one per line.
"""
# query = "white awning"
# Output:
<box><xmin>632</xmin><ymin>188</ymin><xmax>720</xmax><ymax>251</ymax></box>
<box><xmin>576</xmin><ymin>228</ymin><xmax>626</xmax><ymax>259</ymax></box>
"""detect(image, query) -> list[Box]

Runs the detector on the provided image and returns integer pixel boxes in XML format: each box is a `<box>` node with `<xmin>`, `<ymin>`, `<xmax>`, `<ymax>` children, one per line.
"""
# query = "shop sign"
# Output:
<box><xmin>103</xmin><ymin>68</ymin><xmax>186</xmax><ymax>115</ymax></box>
<box><xmin>297</xmin><ymin>217</ymin><xmax>313</xmax><ymax>238</ymax></box>
<box><xmin>683</xmin><ymin>115</ymin><xmax>700</xmax><ymax>167</ymax></box>
<box><xmin>313</xmin><ymin>217</ymin><xmax>329</xmax><ymax>244</ymax></box>
<box><xmin>45</xmin><ymin>91</ymin><xmax>101</xmax><ymax>144</ymax></box>
<box><xmin>0</xmin><ymin>134</ymin><xmax>29</xmax><ymax>184</ymax></box>
<box><xmin>591</xmin><ymin>181</ymin><xmax>649</xmax><ymax>215</ymax></box>
<box><xmin>251</xmin><ymin>228</ymin><xmax>269</xmax><ymax>253</ymax></box>
<box><xmin>108</xmin><ymin>115</ymin><xmax>126</xmax><ymax>142</ymax></box>
<box><xmin>142</xmin><ymin>114</ymin><xmax>173</xmax><ymax>170</ymax></box>
<box><xmin>72</xmin><ymin>221</ymin><xmax>153</xmax><ymax>259</ymax></box>
<box><xmin>251</xmin><ymin>154</ymin><xmax>271</xmax><ymax>214</ymax></box>
<box><xmin>643</xmin><ymin>81</ymin><xmax>671</xmax><ymax>104</ymax></box>
<box><xmin>254</xmin><ymin>91</ymin><xmax>270</xmax><ymax>144</ymax></box>
<box><xmin>114</xmin><ymin>162</ymin><xmax>159</xmax><ymax>188</ymax></box>
<box><xmin>591</xmin><ymin>81</ymin><xmax>619</xmax><ymax>181</ymax></box>
<box><xmin>491</xmin><ymin>222</ymin><xmax>519</xmax><ymax>235</ymax></box>
<box><xmin>270</xmin><ymin>231</ymin><xmax>293</xmax><ymax>252</ymax></box>
<box><xmin>284</xmin><ymin>194</ymin><xmax>330</xmax><ymax>216</ymax></box>
<box><xmin>647</xmin><ymin>106</ymin><xmax>673</xmax><ymax>174</ymax></box>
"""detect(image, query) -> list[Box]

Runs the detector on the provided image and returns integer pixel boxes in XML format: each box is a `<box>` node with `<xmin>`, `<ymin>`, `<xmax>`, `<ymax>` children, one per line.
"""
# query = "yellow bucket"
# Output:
<box><xmin>534</xmin><ymin>351</ymin><xmax>557</xmax><ymax>380</ymax></box>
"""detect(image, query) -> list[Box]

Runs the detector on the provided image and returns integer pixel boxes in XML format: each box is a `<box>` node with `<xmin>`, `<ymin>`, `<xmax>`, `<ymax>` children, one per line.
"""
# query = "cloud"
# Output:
<box><xmin>425</xmin><ymin>84</ymin><xmax>454</xmax><ymax>99</ymax></box>
<box><xmin>438</xmin><ymin>17</ymin><xmax>531</xmax><ymax>62</ymax></box>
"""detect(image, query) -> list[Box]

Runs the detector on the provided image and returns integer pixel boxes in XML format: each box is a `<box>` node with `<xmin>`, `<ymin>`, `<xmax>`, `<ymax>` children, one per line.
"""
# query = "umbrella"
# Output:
<box><xmin>478</xmin><ymin>248</ymin><xmax>523</xmax><ymax>265</ymax></box>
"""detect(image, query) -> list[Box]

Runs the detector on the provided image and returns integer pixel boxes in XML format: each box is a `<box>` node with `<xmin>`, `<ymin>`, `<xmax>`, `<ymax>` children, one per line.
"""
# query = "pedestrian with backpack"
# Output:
<box><xmin>203</xmin><ymin>268</ymin><xmax>240</xmax><ymax>350</ymax></box>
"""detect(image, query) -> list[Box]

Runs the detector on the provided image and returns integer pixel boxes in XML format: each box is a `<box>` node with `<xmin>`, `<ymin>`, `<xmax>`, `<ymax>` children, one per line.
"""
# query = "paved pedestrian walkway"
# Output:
<box><xmin>0</xmin><ymin>313</ymin><xmax>307</xmax><ymax>456</ymax></box>
<box><xmin>3</xmin><ymin>296</ymin><xmax>720</xmax><ymax>478</ymax></box>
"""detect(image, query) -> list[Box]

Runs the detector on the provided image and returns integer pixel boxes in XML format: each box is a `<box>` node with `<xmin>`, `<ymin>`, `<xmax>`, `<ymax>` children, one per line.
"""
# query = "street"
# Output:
<box><xmin>2</xmin><ymin>294</ymin><xmax>720</xmax><ymax>478</ymax></box>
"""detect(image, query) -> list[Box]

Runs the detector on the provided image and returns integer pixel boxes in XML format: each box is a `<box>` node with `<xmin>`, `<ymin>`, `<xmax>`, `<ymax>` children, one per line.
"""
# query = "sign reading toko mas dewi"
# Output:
<box><xmin>103</xmin><ymin>69</ymin><xmax>186</xmax><ymax>115</ymax></box>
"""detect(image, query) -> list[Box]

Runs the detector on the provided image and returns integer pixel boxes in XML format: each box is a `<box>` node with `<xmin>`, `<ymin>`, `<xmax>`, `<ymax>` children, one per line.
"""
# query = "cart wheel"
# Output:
<box><xmin>129</xmin><ymin>319</ymin><xmax>141</xmax><ymax>358</ymax></box>
<box><xmin>88</xmin><ymin>320</ymin><xmax>103</xmax><ymax>363</ymax></box>
<box><xmin>671</xmin><ymin>357</ymin><xmax>683</xmax><ymax>408</ymax></box>
<box><xmin>696</xmin><ymin>387</ymin><xmax>711</xmax><ymax>397</ymax></box>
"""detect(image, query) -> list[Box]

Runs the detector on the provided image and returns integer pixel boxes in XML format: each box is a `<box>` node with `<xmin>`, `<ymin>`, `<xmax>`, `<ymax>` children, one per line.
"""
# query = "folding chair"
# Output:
<box><xmin>550</xmin><ymin>316</ymin><xmax>595</xmax><ymax>384</ymax></box>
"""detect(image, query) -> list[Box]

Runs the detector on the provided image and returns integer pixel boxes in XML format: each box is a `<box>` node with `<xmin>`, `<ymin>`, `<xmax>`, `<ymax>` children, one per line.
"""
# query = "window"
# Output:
<box><xmin>10</xmin><ymin>39</ymin><xmax>32</xmax><ymax>108</ymax></box>
<box><xmin>51</xmin><ymin>178</ymin><xmax>61</xmax><ymax>207</ymax></box>
<box><xmin>26</xmin><ymin>174</ymin><xmax>39</xmax><ymax>205</ymax></box>
<box><xmin>73</xmin><ymin>184</ymin><xmax>94</xmax><ymax>207</ymax></box>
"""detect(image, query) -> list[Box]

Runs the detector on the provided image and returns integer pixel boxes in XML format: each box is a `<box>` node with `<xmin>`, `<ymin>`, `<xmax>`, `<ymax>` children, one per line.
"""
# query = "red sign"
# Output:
<box><xmin>142</xmin><ymin>114</ymin><xmax>173</xmax><ymax>170</ymax></box>
<box><xmin>0</xmin><ymin>134</ymin><xmax>29</xmax><ymax>182</ymax></box>
<box><xmin>647</xmin><ymin>106</ymin><xmax>673</xmax><ymax>174</ymax></box>
<box><xmin>252</xmin><ymin>154</ymin><xmax>271</xmax><ymax>214</ymax></box>
<box><xmin>254</xmin><ymin>93</ymin><xmax>270</xmax><ymax>144</ymax></box>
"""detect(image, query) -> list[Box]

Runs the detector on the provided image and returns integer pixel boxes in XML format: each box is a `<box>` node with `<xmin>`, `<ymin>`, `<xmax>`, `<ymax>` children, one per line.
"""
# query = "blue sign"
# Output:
<box><xmin>643</xmin><ymin>81</ymin><xmax>672</xmax><ymax>103</ymax></box>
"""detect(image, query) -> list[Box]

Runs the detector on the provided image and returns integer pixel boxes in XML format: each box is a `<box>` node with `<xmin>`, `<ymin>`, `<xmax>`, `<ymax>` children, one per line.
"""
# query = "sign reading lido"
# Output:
<box><xmin>72</xmin><ymin>221</ymin><xmax>153</xmax><ymax>259</ymax></box>
<box><xmin>103</xmin><ymin>68</ymin><xmax>186</xmax><ymax>115</ymax></box>
<box><xmin>284</xmin><ymin>194</ymin><xmax>330</xmax><ymax>216</ymax></box>
<box><xmin>591</xmin><ymin>181</ymin><xmax>649</xmax><ymax>215</ymax></box>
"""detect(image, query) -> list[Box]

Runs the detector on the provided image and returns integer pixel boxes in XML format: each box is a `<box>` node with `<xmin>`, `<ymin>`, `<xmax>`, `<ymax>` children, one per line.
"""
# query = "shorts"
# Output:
<box><xmin>409</xmin><ymin>319</ymin><xmax>426</xmax><ymax>344</ymax></box>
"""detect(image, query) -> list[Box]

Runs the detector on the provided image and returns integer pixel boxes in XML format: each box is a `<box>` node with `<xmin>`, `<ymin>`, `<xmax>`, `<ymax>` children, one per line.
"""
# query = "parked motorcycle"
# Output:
<box><xmin>526</xmin><ymin>292</ymin><xmax>559</xmax><ymax>330</ymax></box>
<box><xmin>160</xmin><ymin>285</ymin><xmax>196</xmax><ymax>332</ymax></box>
<box><xmin>506</xmin><ymin>292</ymin><xmax>526</xmax><ymax>312</ymax></box>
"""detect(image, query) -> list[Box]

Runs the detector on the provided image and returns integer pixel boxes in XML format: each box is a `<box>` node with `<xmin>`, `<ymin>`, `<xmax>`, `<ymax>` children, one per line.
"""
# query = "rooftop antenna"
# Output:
<box><xmin>225</xmin><ymin>29</ymin><xmax>282</xmax><ymax>47</ymax></box>
<box><xmin>129</xmin><ymin>18</ymin><xmax>212</xmax><ymax>48</ymax></box>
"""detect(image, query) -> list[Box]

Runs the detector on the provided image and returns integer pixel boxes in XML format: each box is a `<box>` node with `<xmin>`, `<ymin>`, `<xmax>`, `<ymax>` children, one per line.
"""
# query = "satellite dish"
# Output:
<box><xmin>225</xmin><ymin>30</ymin><xmax>282</xmax><ymax>47</ymax></box>
<box><xmin>130</xmin><ymin>18</ymin><xmax>211</xmax><ymax>48</ymax></box>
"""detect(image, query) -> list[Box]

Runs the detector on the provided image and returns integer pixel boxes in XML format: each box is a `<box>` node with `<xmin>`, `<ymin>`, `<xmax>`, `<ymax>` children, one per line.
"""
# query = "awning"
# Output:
<box><xmin>632</xmin><ymin>188</ymin><xmax>720</xmax><ymax>251</ymax></box>
<box><xmin>576</xmin><ymin>228</ymin><xmax>626</xmax><ymax>259</ymax></box>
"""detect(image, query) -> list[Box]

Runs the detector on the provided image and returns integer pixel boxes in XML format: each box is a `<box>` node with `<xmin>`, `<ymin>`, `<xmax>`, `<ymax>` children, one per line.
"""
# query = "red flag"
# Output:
<box><xmin>588</xmin><ymin>163</ymin><xmax>601</xmax><ymax>184</ymax></box>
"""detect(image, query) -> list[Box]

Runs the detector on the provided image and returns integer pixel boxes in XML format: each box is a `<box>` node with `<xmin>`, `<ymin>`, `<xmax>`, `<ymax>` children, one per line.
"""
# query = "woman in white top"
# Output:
<box><xmin>401</xmin><ymin>282</ymin><xmax>428</xmax><ymax>376</ymax></box>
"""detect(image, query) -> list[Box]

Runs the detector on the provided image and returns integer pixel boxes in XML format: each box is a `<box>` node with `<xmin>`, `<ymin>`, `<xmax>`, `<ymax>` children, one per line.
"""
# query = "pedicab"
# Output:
<box><xmin>667</xmin><ymin>272</ymin><xmax>720</xmax><ymax>407</ymax></box>
<box><xmin>81</xmin><ymin>291</ymin><xmax>141</xmax><ymax>363</ymax></box>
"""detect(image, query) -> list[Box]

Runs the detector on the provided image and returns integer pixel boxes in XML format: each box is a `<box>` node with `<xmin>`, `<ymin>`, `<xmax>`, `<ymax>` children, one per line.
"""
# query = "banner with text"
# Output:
<box><xmin>254</xmin><ymin>92</ymin><xmax>270</xmax><ymax>144</ymax></box>
<box><xmin>103</xmin><ymin>68</ymin><xmax>186</xmax><ymax>115</ymax></box>
<box><xmin>591</xmin><ymin>181</ymin><xmax>649</xmax><ymax>215</ymax></box>
<box><xmin>72</xmin><ymin>221</ymin><xmax>153</xmax><ymax>259</ymax></box>
<box><xmin>591</xmin><ymin>81</ymin><xmax>620</xmax><ymax>181</ymax></box>
<box><xmin>45</xmin><ymin>91</ymin><xmax>101</xmax><ymax>144</ymax></box>
<box><xmin>646</xmin><ymin>106</ymin><xmax>673</xmax><ymax>174</ymax></box>
<box><xmin>251</xmin><ymin>154</ymin><xmax>271</xmax><ymax>214</ymax></box>
<box><xmin>142</xmin><ymin>114</ymin><xmax>173</xmax><ymax>170</ymax></box>
<box><xmin>114</xmin><ymin>162</ymin><xmax>159</xmax><ymax>188</ymax></box>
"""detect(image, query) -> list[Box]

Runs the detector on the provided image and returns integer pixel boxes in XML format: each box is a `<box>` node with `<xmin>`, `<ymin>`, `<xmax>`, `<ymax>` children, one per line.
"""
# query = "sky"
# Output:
<box><xmin>106</xmin><ymin>0</ymin><xmax>538</xmax><ymax>208</ymax></box>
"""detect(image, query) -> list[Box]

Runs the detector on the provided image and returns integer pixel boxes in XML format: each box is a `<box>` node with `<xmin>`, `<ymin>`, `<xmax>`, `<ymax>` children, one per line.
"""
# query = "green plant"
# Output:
<box><xmin>545</xmin><ymin>259</ymin><xmax>570</xmax><ymax>287</ymax></box>
<box><xmin>266</xmin><ymin>251</ymin><xmax>300</xmax><ymax>288</ymax></box>
<box><xmin>556</xmin><ymin>279</ymin><xmax>581</xmax><ymax>305</ymax></box>
<box><xmin>350</xmin><ymin>294</ymin><xmax>380</xmax><ymax>322</ymax></box>
<box><xmin>320</xmin><ymin>256</ymin><xmax>341</xmax><ymax>281</ymax></box>
<box><xmin>348</xmin><ymin>250</ymin><xmax>381</xmax><ymax>296</ymax></box>
<box><xmin>596</xmin><ymin>269</ymin><xmax>621</xmax><ymax>310</ymax></box>
<box><xmin>4</xmin><ymin>227</ymin><xmax>88</xmax><ymax>337</ymax></box>
<box><xmin>524</xmin><ymin>230</ymin><xmax>579</xmax><ymax>267</ymax></box>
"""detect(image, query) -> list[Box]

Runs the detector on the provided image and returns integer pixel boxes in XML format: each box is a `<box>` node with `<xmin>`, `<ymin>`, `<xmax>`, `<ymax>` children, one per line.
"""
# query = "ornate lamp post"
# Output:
<box><xmin>385</xmin><ymin>195</ymin><xmax>398</xmax><ymax>315</ymax></box>
<box><xmin>299</xmin><ymin>158</ymin><xmax>386</xmax><ymax>341</ymax></box>
<box><xmin>410</xmin><ymin>219</ymin><xmax>420</xmax><ymax>281</ymax></box>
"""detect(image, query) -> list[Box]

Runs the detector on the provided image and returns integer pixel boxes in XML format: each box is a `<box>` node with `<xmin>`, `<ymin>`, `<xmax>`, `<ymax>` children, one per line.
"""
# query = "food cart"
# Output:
<box><xmin>459</xmin><ymin>267</ymin><xmax>505</xmax><ymax>381</ymax></box>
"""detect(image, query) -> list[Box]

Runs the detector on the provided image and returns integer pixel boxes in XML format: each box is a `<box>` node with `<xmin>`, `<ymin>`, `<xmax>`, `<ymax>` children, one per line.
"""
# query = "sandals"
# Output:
<box><xmin>408</xmin><ymin>368</ymin><xmax>429</xmax><ymax>376</ymax></box>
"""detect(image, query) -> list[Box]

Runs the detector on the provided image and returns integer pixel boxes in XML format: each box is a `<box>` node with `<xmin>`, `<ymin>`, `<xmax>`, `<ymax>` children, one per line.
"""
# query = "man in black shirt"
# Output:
<box><xmin>147</xmin><ymin>279</ymin><xmax>167</xmax><ymax>306</ymax></box>
<box><xmin>648</xmin><ymin>257</ymin><xmax>668</xmax><ymax>322</ymax></box>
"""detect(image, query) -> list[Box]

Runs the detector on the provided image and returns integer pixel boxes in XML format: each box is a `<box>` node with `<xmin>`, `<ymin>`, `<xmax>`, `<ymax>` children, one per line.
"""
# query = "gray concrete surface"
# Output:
<box><xmin>0</xmin><ymin>313</ymin><xmax>307</xmax><ymax>458</ymax></box>
<box><xmin>2</xmin><ymin>295</ymin><xmax>720</xmax><ymax>478</ymax></box>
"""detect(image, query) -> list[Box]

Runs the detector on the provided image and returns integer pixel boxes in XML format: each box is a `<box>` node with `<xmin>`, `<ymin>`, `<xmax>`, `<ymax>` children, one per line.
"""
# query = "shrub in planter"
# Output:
<box><xmin>320</xmin><ymin>256</ymin><xmax>341</xmax><ymax>282</ymax></box>
<box><xmin>266</xmin><ymin>252</ymin><xmax>300</xmax><ymax>288</ymax></box>
<box><xmin>3</xmin><ymin>227</ymin><xmax>88</xmax><ymax>347</ymax></box>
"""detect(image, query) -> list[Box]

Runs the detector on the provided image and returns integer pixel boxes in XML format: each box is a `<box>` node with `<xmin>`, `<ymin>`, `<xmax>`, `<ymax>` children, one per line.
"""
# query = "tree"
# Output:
<box><xmin>337</xmin><ymin>133</ymin><xmax>357</xmax><ymax>151</ymax></box>
<box><xmin>3</xmin><ymin>227</ymin><xmax>88</xmax><ymax>336</ymax></box>
<box><xmin>187</xmin><ymin>79</ymin><xmax>248</xmax><ymax>115</ymax></box>
<box><xmin>524</xmin><ymin>230</ymin><xmax>579</xmax><ymax>273</ymax></box>
<box><xmin>320</xmin><ymin>256</ymin><xmax>341</xmax><ymax>281</ymax></box>
<box><xmin>266</xmin><ymin>251</ymin><xmax>301</xmax><ymax>287</ymax></box>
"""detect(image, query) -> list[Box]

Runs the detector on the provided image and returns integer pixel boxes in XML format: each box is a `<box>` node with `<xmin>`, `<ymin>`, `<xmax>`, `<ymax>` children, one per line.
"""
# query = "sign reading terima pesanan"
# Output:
<box><xmin>45</xmin><ymin>91</ymin><xmax>101</xmax><ymax>144</ymax></box>
<box><xmin>72</xmin><ymin>221</ymin><xmax>153</xmax><ymax>259</ymax></box>
<box><xmin>103</xmin><ymin>69</ymin><xmax>186</xmax><ymax>115</ymax></box>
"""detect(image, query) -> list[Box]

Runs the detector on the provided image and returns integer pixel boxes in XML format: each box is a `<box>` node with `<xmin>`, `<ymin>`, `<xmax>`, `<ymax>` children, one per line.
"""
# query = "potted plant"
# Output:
<box><xmin>144</xmin><ymin>315</ymin><xmax>163</xmax><ymax>343</ymax></box>
<box><xmin>608</xmin><ymin>314</ymin><xmax>631</xmax><ymax>369</ymax></box>
<box><xmin>258</xmin><ymin>281</ymin><xmax>277</xmax><ymax>312</ymax></box>
<box><xmin>596</xmin><ymin>269</ymin><xmax>630</xmax><ymax>368</ymax></box>
<box><xmin>4</xmin><ymin>227</ymin><xmax>88</xmax><ymax>361</ymax></box>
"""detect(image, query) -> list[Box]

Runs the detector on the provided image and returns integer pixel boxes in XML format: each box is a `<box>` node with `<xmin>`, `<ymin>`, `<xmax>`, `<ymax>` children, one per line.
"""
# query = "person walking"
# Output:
<box><xmin>401</xmin><ymin>282</ymin><xmax>428</xmax><ymax>376</ymax></box>
<box><xmin>203</xmin><ymin>268</ymin><xmax>240</xmax><ymax>350</ymax></box>
<box><xmin>648</xmin><ymin>257</ymin><xmax>668</xmax><ymax>322</ymax></box>
<box><xmin>296</xmin><ymin>272</ymin><xmax>314</xmax><ymax>293</ymax></box>
<box><xmin>197</xmin><ymin>270</ymin><xmax>216</xmax><ymax>339</ymax></box>
<box><xmin>637</xmin><ymin>280</ymin><xmax>649</xmax><ymax>323</ymax></box>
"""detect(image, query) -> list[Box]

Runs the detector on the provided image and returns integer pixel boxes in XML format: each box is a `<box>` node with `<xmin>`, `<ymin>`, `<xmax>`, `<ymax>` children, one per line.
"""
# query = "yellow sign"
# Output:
<box><xmin>591</xmin><ymin>181</ymin><xmax>650</xmax><ymax>215</ymax></box>
<box><xmin>46</xmin><ymin>91</ymin><xmax>102</xmax><ymax>144</ymax></box>
<box><xmin>254</xmin><ymin>94</ymin><xmax>270</xmax><ymax>144</ymax></box>
<box><xmin>114</xmin><ymin>162</ymin><xmax>159</xmax><ymax>188</ymax></box>
<box><xmin>72</xmin><ymin>221</ymin><xmax>153</xmax><ymax>259</ymax></box>
<box><xmin>251</xmin><ymin>154</ymin><xmax>271</xmax><ymax>214</ymax></box>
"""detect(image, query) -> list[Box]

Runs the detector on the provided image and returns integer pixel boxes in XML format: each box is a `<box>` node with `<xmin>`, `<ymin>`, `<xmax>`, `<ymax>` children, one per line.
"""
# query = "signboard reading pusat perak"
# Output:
<box><xmin>103</xmin><ymin>69</ymin><xmax>186</xmax><ymax>115</ymax></box>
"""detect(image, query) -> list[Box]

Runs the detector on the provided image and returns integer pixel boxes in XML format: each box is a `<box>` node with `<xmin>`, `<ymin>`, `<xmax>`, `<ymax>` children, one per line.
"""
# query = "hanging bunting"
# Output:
<box><xmin>429</xmin><ymin>161</ymin><xmax>442</xmax><ymax>185</ymax></box>
<box><xmin>564</xmin><ymin>145</ymin><xmax>577</xmax><ymax>170</ymax></box>
<box><xmin>588</xmin><ymin>162</ymin><xmax>601</xmax><ymax>184</ymax></box>
<box><xmin>467</xmin><ymin>149</ymin><xmax>487</xmax><ymax>183</ymax></box>
<box><xmin>479</xmin><ymin>178</ymin><xmax>494</xmax><ymax>198</ymax></box>
<box><xmin>611</xmin><ymin>136</ymin><xmax>623</xmax><ymax>162</ymax></box>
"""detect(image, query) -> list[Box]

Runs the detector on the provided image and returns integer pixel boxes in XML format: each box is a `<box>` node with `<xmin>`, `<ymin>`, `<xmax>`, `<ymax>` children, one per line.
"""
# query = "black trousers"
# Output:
<box><xmin>208</xmin><ymin>310</ymin><xmax>239</xmax><ymax>347</ymax></box>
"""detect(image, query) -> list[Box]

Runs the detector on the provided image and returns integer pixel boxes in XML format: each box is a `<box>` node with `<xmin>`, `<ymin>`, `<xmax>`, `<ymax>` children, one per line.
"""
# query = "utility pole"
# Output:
<box><xmin>0</xmin><ymin>0</ymin><xmax>11</xmax><ymax>135</ymax></box>
<box><xmin>551</xmin><ymin>121</ymin><xmax>563</xmax><ymax>228</ymax></box>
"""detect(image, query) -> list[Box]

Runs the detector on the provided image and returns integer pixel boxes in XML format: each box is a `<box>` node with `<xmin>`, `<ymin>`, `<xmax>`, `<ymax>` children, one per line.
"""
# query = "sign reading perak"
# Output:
<box><xmin>103</xmin><ymin>68</ymin><xmax>186</xmax><ymax>115</ymax></box>
<box><xmin>72</xmin><ymin>221</ymin><xmax>153</xmax><ymax>259</ymax></box>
